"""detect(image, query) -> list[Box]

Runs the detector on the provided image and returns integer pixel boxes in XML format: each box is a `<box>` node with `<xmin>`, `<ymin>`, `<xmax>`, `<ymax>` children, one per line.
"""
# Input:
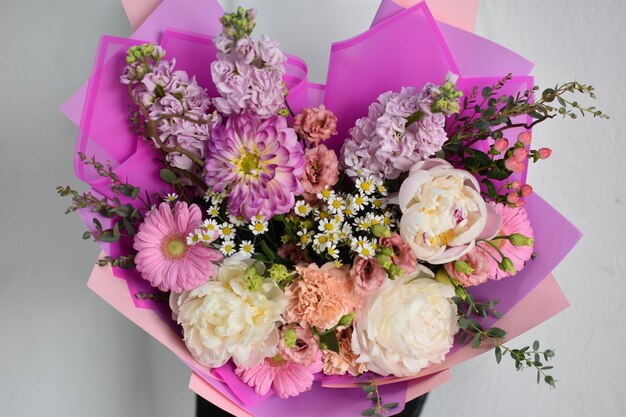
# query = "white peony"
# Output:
<box><xmin>351</xmin><ymin>266</ymin><xmax>459</xmax><ymax>376</ymax></box>
<box><xmin>397</xmin><ymin>159</ymin><xmax>501</xmax><ymax>264</ymax></box>
<box><xmin>173</xmin><ymin>253</ymin><xmax>286</xmax><ymax>368</ymax></box>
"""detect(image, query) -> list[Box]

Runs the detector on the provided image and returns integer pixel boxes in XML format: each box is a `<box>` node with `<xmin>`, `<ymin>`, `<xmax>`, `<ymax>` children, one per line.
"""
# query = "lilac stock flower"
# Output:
<box><xmin>341</xmin><ymin>86</ymin><xmax>449</xmax><ymax>180</ymax></box>
<box><xmin>211</xmin><ymin>35</ymin><xmax>287</xmax><ymax>119</ymax></box>
<box><xmin>204</xmin><ymin>114</ymin><xmax>305</xmax><ymax>220</ymax></box>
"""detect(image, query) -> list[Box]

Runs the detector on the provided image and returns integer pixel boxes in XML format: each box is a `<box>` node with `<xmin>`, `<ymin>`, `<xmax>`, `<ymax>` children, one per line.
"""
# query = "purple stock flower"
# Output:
<box><xmin>341</xmin><ymin>86</ymin><xmax>448</xmax><ymax>180</ymax></box>
<box><xmin>204</xmin><ymin>114</ymin><xmax>305</xmax><ymax>220</ymax></box>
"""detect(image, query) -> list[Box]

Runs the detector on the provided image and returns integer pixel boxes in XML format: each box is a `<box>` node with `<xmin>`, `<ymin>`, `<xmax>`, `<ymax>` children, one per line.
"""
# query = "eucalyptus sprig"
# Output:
<box><xmin>361</xmin><ymin>373</ymin><xmax>399</xmax><ymax>417</ymax></box>
<box><xmin>453</xmin><ymin>277</ymin><xmax>558</xmax><ymax>388</ymax></box>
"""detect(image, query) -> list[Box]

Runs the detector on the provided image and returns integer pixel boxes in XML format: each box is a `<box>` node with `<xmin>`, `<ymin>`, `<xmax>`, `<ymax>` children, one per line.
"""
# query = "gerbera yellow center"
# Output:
<box><xmin>164</xmin><ymin>237</ymin><xmax>187</xmax><ymax>259</ymax></box>
<box><xmin>237</xmin><ymin>151</ymin><xmax>261</xmax><ymax>174</ymax></box>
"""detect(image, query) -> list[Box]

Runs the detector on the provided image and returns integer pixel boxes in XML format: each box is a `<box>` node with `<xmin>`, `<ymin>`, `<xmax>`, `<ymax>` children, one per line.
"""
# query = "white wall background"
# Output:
<box><xmin>0</xmin><ymin>0</ymin><xmax>624</xmax><ymax>416</ymax></box>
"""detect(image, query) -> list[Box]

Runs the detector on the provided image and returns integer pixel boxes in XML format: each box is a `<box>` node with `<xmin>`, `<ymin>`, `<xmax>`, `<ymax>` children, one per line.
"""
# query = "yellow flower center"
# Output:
<box><xmin>164</xmin><ymin>237</ymin><xmax>187</xmax><ymax>259</ymax></box>
<box><xmin>237</xmin><ymin>152</ymin><xmax>261</xmax><ymax>174</ymax></box>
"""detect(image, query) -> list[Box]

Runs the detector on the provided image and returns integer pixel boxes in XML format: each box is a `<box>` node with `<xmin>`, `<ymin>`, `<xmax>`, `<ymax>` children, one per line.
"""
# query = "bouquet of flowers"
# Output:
<box><xmin>59</xmin><ymin>1</ymin><xmax>607</xmax><ymax>415</ymax></box>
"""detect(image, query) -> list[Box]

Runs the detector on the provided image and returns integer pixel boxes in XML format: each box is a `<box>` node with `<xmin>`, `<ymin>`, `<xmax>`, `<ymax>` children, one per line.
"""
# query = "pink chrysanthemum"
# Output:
<box><xmin>482</xmin><ymin>202</ymin><xmax>534</xmax><ymax>280</ymax></box>
<box><xmin>205</xmin><ymin>114</ymin><xmax>305</xmax><ymax>220</ymax></box>
<box><xmin>235</xmin><ymin>352</ymin><xmax>323</xmax><ymax>399</ymax></box>
<box><xmin>133</xmin><ymin>202</ymin><xmax>222</xmax><ymax>292</ymax></box>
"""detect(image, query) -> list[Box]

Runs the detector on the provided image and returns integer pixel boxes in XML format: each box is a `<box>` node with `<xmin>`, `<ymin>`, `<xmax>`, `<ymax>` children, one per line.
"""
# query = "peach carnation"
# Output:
<box><xmin>294</xmin><ymin>105</ymin><xmax>338</xmax><ymax>145</ymax></box>
<box><xmin>322</xmin><ymin>328</ymin><xmax>367</xmax><ymax>376</ymax></box>
<box><xmin>284</xmin><ymin>263</ymin><xmax>360</xmax><ymax>331</ymax></box>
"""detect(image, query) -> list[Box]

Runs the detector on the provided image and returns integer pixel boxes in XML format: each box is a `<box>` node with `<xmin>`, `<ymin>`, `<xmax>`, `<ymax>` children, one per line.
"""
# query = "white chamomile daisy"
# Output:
<box><xmin>164</xmin><ymin>193</ymin><xmax>179</xmax><ymax>202</ymax></box>
<box><xmin>294</xmin><ymin>200</ymin><xmax>312</xmax><ymax>217</ymax></box>
<box><xmin>312</xmin><ymin>233</ymin><xmax>331</xmax><ymax>252</ymax></box>
<box><xmin>338</xmin><ymin>223</ymin><xmax>353</xmax><ymax>240</ymax></box>
<box><xmin>353</xmin><ymin>194</ymin><xmax>370</xmax><ymax>211</ymax></box>
<box><xmin>228</xmin><ymin>213</ymin><xmax>246</xmax><ymax>227</ymax></box>
<box><xmin>211</xmin><ymin>193</ymin><xmax>224</xmax><ymax>206</ymax></box>
<box><xmin>145</xmin><ymin>204</ymin><xmax>157</xmax><ymax>217</ymax></box>
<box><xmin>365</xmin><ymin>213</ymin><xmax>385</xmax><ymax>227</ymax></box>
<box><xmin>219</xmin><ymin>240</ymin><xmax>236</xmax><ymax>256</ymax></box>
<box><xmin>383</xmin><ymin>211</ymin><xmax>395</xmax><ymax>226</ymax></box>
<box><xmin>297</xmin><ymin>229</ymin><xmax>312</xmax><ymax>248</ymax></box>
<box><xmin>354</xmin><ymin>216</ymin><xmax>372</xmax><ymax>231</ymax></box>
<box><xmin>202</xmin><ymin>190</ymin><xmax>212</xmax><ymax>202</ymax></box>
<box><xmin>356</xmin><ymin>241</ymin><xmax>376</xmax><ymax>259</ymax></box>
<box><xmin>220</xmin><ymin>222</ymin><xmax>236</xmax><ymax>240</ymax></box>
<box><xmin>186</xmin><ymin>231</ymin><xmax>200</xmax><ymax>245</ymax></box>
<box><xmin>249</xmin><ymin>220</ymin><xmax>269</xmax><ymax>236</ymax></box>
<box><xmin>372</xmin><ymin>197</ymin><xmax>388</xmax><ymax>210</ymax></box>
<box><xmin>202</xmin><ymin>219</ymin><xmax>221</xmax><ymax>235</ymax></box>
<box><xmin>326</xmin><ymin>243</ymin><xmax>340</xmax><ymax>259</ymax></box>
<box><xmin>327</xmin><ymin>194</ymin><xmax>346</xmax><ymax>214</ymax></box>
<box><xmin>206</xmin><ymin>205</ymin><xmax>220</xmax><ymax>217</ymax></box>
<box><xmin>318</xmin><ymin>217</ymin><xmax>340</xmax><ymax>234</ymax></box>
<box><xmin>316</xmin><ymin>187</ymin><xmax>335</xmax><ymax>202</ymax></box>
<box><xmin>377</xmin><ymin>182</ymin><xmax>388</xmax><ymax>196</ymax></box>
<box><xmin>313</xmin><ymin>209</ymin><xmax>331</xmax><ymax>221</ymax></box>
<box><xmin>239</xmin><ymin>240</ymin><xmax>254</xmax><ymax>256</ymax></box>
<box><xmin>355</xmin><ymin>177</ymin><xmax>376</xmax><ymax>195</ymax></box>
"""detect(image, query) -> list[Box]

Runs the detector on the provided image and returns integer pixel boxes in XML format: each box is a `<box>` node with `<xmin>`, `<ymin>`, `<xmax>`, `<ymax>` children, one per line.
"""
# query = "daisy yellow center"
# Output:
<box><xmin>237</xmin><ymin>152</ymin><xmax>261</xmax><ymax>175</ymax></box>
<box><xmin>164</xmin><ymin>237</ymin><xmax>187</xmax><ymax>259</ymax></box>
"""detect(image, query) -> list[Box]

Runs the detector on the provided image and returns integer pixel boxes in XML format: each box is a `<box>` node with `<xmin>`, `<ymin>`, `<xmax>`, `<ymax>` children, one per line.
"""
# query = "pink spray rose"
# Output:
<box><xmin>350</xmin><ymin>256</ymin><xmax>388</xmax><ymax>296</ymax></box>
<box><xmin>294</xmin><ymin>105</ymin><xmax>338</xmax><ymax>145</ymax></box>
<box><xmin>379</xmin><ymin>233</ymin><xmax>417</xmax><ymax>274</ymax></box>
<box><xmin>444</xmin><ymin>247</ymin><xmax>492</xmax><ymax>287</ymax></box>
<box><xmin>301</xmin><ymin>144</ymin><xmax>339</xmax><ymax>202</ymax></box>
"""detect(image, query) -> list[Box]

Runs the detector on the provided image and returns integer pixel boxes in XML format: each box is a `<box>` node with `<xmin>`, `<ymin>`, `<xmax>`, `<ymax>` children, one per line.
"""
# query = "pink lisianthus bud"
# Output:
<box><xmin>512</xmin><ymin>148</ymin><xmax>528</xmax><ymax>161</ymax></box>
<box><xmin>520</xmin><ymin>184</ymin><xmax>533</xmax><ymax>197</ymax></box>
<box><xmin>493</xmin><ymin>138</ymin><xmax>509</xmax><ymax>153</ymax></box>
<box><xmin>538</xmin><ymin>148</ymin><xmax>552</xmax><ymax>159</ymax></box>
<box><xmin>504</xmin><ymin>157</ymin><xmax>525</xmax><ymax>173</ymax></box>
<box><xmin>517</xmin><ymin>131</ymin><xmax>532</xmax><ymax>146</ymax></box>
<box><xmin>294</xmin><ymin>105</ymin><xmax>338</xmax><ymax>145</ymax></box>
<box><xmin>507</xmin><ymin>191</ymin><xmax>520</xmax><ymax>204</ymax></box>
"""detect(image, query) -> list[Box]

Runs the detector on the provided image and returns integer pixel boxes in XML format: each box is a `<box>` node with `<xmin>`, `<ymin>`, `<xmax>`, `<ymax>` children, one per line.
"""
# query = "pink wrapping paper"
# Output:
<box><xmin>64</xmin><ymin>1</ymin><xmax>581</xmax><ymax>415</ymax></box>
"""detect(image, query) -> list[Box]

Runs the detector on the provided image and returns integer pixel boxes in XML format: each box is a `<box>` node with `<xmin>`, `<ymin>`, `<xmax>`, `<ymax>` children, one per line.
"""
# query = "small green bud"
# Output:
<box><xmin>371</xmin><ymin>224</ymin><xmax>391</xmax><ymax>238</ymax></box>
<box><xmin>454</xmin><ymin>260</ymin><xmax>474</xmax><ymax>275</ymax></box>
<box><xmin>277</xmin><ymin>108</ymin><xmax>290</xmax><ymax>117</ymax></box>
<box><xmin>435</xmin><ymin>268</ymin><xmax>455</xmax><ymax>288</ymax></box>
<box><xmin>388</xmin><ymin>264</ymin><xmax>403</xmax><ymax>279</ymax></box>
<box><xmin>338</xmin><ymin>312</ymin><xmax>355</xmax><ymax>327</ymax></box>
<box><xmin>509</xmin><ymin>233</ymin><xmax>534</xmax><ymax>247</ymax></box>
<box><xmin>301</xmin><ymin>220</ymin><xmax>315</xmax><ymax>230</ymax></box>
<box><xmin>376</xmin><ymin>254</ymin><xmax>393</xmax><ymax>269</ymax></box>
<box><xmin>283</xmin><ymin>328</ymin><xmax>297</xmax><ymax>348</ymax></box>
<box><xmin>499</xmin><ymin>257</ymin><xmax>516</xmax><ymax>275</ymax></box>
<box><xmin>268</xmin><ymin>264</ymin><xmax>290</xmax><ymax>285</ymax></box>
<box><xmin>244</xmin><ymin>265</ymin><xmax>263</xmax><ymax>292</ymax></box>
<box><xmin>380</xmin><ymin>247</ymin><xmax>394</xmax><ymax>257</ymax></box>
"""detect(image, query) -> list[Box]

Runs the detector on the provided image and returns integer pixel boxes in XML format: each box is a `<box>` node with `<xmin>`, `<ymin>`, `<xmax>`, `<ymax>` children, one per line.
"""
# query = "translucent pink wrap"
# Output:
<box><xmin>62</xmin><ymin>1</ymin><xmax>580</xmax><ymax>416</ymax></box>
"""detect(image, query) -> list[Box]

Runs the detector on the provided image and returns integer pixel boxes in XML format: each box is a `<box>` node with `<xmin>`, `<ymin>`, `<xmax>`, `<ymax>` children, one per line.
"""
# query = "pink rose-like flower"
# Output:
<box><xmin>322</xmin><ymin>328</ymin><xmax>367</xmax><ymax>376</ymax></box>
<box><xmin>285</xmin><ymin>263</ymin><xmax>360</xmax><ymax>331</ymax></box>
<box><xmin>350</xmin><ymin>256</ymin><xmax>388</xmax><ymax>296</ymax></box>
<box><xmin>379</xmin><ymin>233</ymin><xmax>417</xmax><ymax>274</ymax></box>
<box><xmin>444</xmin><ymin>247</ymin><xmax>492</xmax><ymax>287</ymax></box>
<box><xmin>278</xmin><ymin>326</ymin><xmax>319</xmax><ymax>366</ymax></box>
<box><xmin>301</xmin><ymin>144</ymin><xmax>339</xmax><ymax>202</ymax></box>
<box><xmin>235</xmin><ymin>352</ymin><xmax>323</xmax><ymax>399</ymax></box>
<box><xmin>294</xmin><ymin>105</ymin><xmax>338</xmax><ymax>145</ymax></box>
<box><xmin>133</xmin><ymin>202</ymin><xmax>223</xmax><ymax>292</ymax></box>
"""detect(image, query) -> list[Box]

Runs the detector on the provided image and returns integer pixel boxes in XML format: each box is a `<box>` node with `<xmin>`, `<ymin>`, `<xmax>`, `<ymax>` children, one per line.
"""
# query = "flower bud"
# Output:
<box><xmin>504</xmin><ymin>157</ymin><xmax>525</xmax><ymax>173</ymax></box>
<box><xmin>511</xmin><ymin>181</ymin><xmax>521</xmax><ymax>189</ymax></box>
<box><xmin>435</xmin><ymin>268</ymin><xmax>455</xmax><ymax>288</ymax></box>
<box><xmin>371</xmin><ymin>224</ymin><xmax>391</xmax><ymax>238</ymax></box>
<box><xmin>380</xmin><ymin>247</ymin><xmax>394</xmax><ymax>257</ymax></box>
<box><xmin>538</xmin><ymin>148</ymin><xmax>552</xmax><ymax>159</ymax></box>
<box><xmin>520</xmin><ymin>184</ymin><xmax>533</xmax><ymax>197</ymax></box>
<box><xmin>507</xmin><ymin>191</ymin><xmax>520</xmax><ymax>204</ymax></box>
<box><xmin>509</xmin><ymin>233</ymin><xmax>534</xmax><ymax>247</ymax></box>
<box><xmin>454</xmin><ymin>260</ymin><xmax>474</xmax><ymax>275</ymax></box>
<box><xmin>517</xmin><ymin>131</ymin><xmax>532</xmax><ymax>146</ymax></box>
<box><xmin>493</xmin><ymin>138</ymin><xmax>509</xmax><ymax>153</ymax></box>
<box><xmin>499</xmin><ymin>257</ymin><xmax>517</xmax><ymax>275</ymax></box>
<box><xmin>388</xmin><ymin>264</ymin><xmax>402</xmax><ymax>279</ymax></box>
<box><xmin>268</xmin><ymin>263</ymin><xmax>290</xmax><ymax>285</ymax></box>
<box><xmin>283</xmin><ymin>328</ymin><xmax>297</xmax><ymax>348</ymax></box>
<box><xmin>512</xmin><ymin>148</ymin><xmax>529</xmax><ymax>162</ymax></box>
<box><xmin>338</xmin><ymin>312</ymin><xmax>355</xmax><ymax>327</ymax></box>
<box><xmin>376</xmin><ymin>254</ymin><xmax>393</xmax><ymax>269</ymax></box>
<box><xmin>244</xmin><ymin>265</ymin><xmax>263</xmax><ymax>292</ymax></box>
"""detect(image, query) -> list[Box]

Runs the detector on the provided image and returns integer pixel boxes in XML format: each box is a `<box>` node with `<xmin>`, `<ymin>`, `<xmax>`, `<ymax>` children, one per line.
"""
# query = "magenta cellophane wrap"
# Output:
<box><xmin>62</xmin><ymin>1</ymin><xmax>580</xmax><ymax>415</ymax></box>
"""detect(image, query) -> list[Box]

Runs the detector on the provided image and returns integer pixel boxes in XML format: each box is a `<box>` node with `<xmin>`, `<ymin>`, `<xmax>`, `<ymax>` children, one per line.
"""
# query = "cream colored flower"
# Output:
<box><xmin>351</xmin><ymin>265</ymin><xmax>459</xmax><ymax>376</ymax></box>
<box><xmin>174</xmin><ymin>253</ymin><xmax>286</xmax><ymax>368</ymax></box>
<box><xmin>397</xmin><ymin>159</ymin><xmax>501</xmax><ymax>264</ymax></box>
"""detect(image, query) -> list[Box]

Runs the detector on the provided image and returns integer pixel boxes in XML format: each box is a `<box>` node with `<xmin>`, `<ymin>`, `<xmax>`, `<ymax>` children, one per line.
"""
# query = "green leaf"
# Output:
<box><xmin>486</xmin><ymin>327</ymin><xmax>507</xmax><ymax>338</ymax></box>
<box><xmin>123</xmin><ymin>218</ymin><xmax>136</xmax><ymax>237</ymax></box>
<box><xmin>361</xmin><ymin>408</ymin><xmax>376</xmax><ymax>417</ymax></box>
<box><xmin>533</xmin><ymin>340</ymin><xmax>540</xmax><ymax>351</ymax></box>
<box><xmin>458</xmin><ymin>331</ymin><xmax>468</xmax><ymax>345</ymax></box>
<box><xmin>259</xmin><ymin>240</ymin><xmax>276</xmax><ymax>263</ymax></box>
<box><xmin>486</xmin><ymin>165</ymin><xmax>510</xmax><ymax>181</ymax></box>
<box><xmin>481</xmin><ymin>87</ymin><xmax>492</xmax><ymax>98</ymax></box>
<box><xmin>130</xmin><ymin>187</ymin><xmax>141</xmax><ymax>200</ymax></box>
<box><xmin>92</xmin><ymin>218</ymin><xmax>103</xmax><ymax>231</ymax></box>
<box><xmin>82</xmin><ymin>231</ymin><xmax>92</xmax><ymax>240</ymax></box>
<box><xmin>319</xmin><ymin>331</ymin><xmax>340</xmax><ymax>353</ymax></box>
<box><xmin>495</xmin><ymin>346</ymin><xmax>502</xmax><ymax>364</ymax></box>
<box><xmin>362</xmin><ymin>385</ymin><xmax>376</xmax><ymax>393</ymax></box>
<box><xmin>466</xmin><ymin>149</ymin><xmax>491</xmax><ymax>167</ymax></box>
<box><xmin>383</xmin><ymin>402</ymin><xmax>399</xmax><ymax>409</ymax></box>
<box><xmin>160</xmin><ymin>168</ymin><xmax>178</xmax><ymax>184</ymax></box>
<box><xmin>471</xmin><ymin>333</ymin><xmax>481</xmax><ymax>349</ymax></box>
<box><xmin>98</xmin><ymin>230</ymin><xmax>119</xmax><ymax>243</ymax></box>
<box><xmin>113</xmin><ymin>222</ymin><xmax>120</xmax><ymax>238</ymax></box>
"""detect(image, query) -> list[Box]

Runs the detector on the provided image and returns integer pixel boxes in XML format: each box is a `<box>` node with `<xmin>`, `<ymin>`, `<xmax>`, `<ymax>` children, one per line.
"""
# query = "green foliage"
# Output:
<box><xmin>361</xmin><ymin>373</ymin><xmax>400</xmax><ymax>417</ymax></box>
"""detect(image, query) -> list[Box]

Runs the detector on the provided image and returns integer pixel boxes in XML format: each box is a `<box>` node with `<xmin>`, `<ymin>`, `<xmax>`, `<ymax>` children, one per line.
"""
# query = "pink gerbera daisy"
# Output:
<box><xmin>133</xmin><ymin>202</ymin><xmax>222</xmax><ymax>292</ymax></box>
<box><xmin>481</xmin><ymin>202</ymin><xmax>534</xmax><ymax>280</ymax></box>
<box><xmin>235</xmin><ymin>352</ymin><xmax>323</xmax><ymax>399</ymax></box>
